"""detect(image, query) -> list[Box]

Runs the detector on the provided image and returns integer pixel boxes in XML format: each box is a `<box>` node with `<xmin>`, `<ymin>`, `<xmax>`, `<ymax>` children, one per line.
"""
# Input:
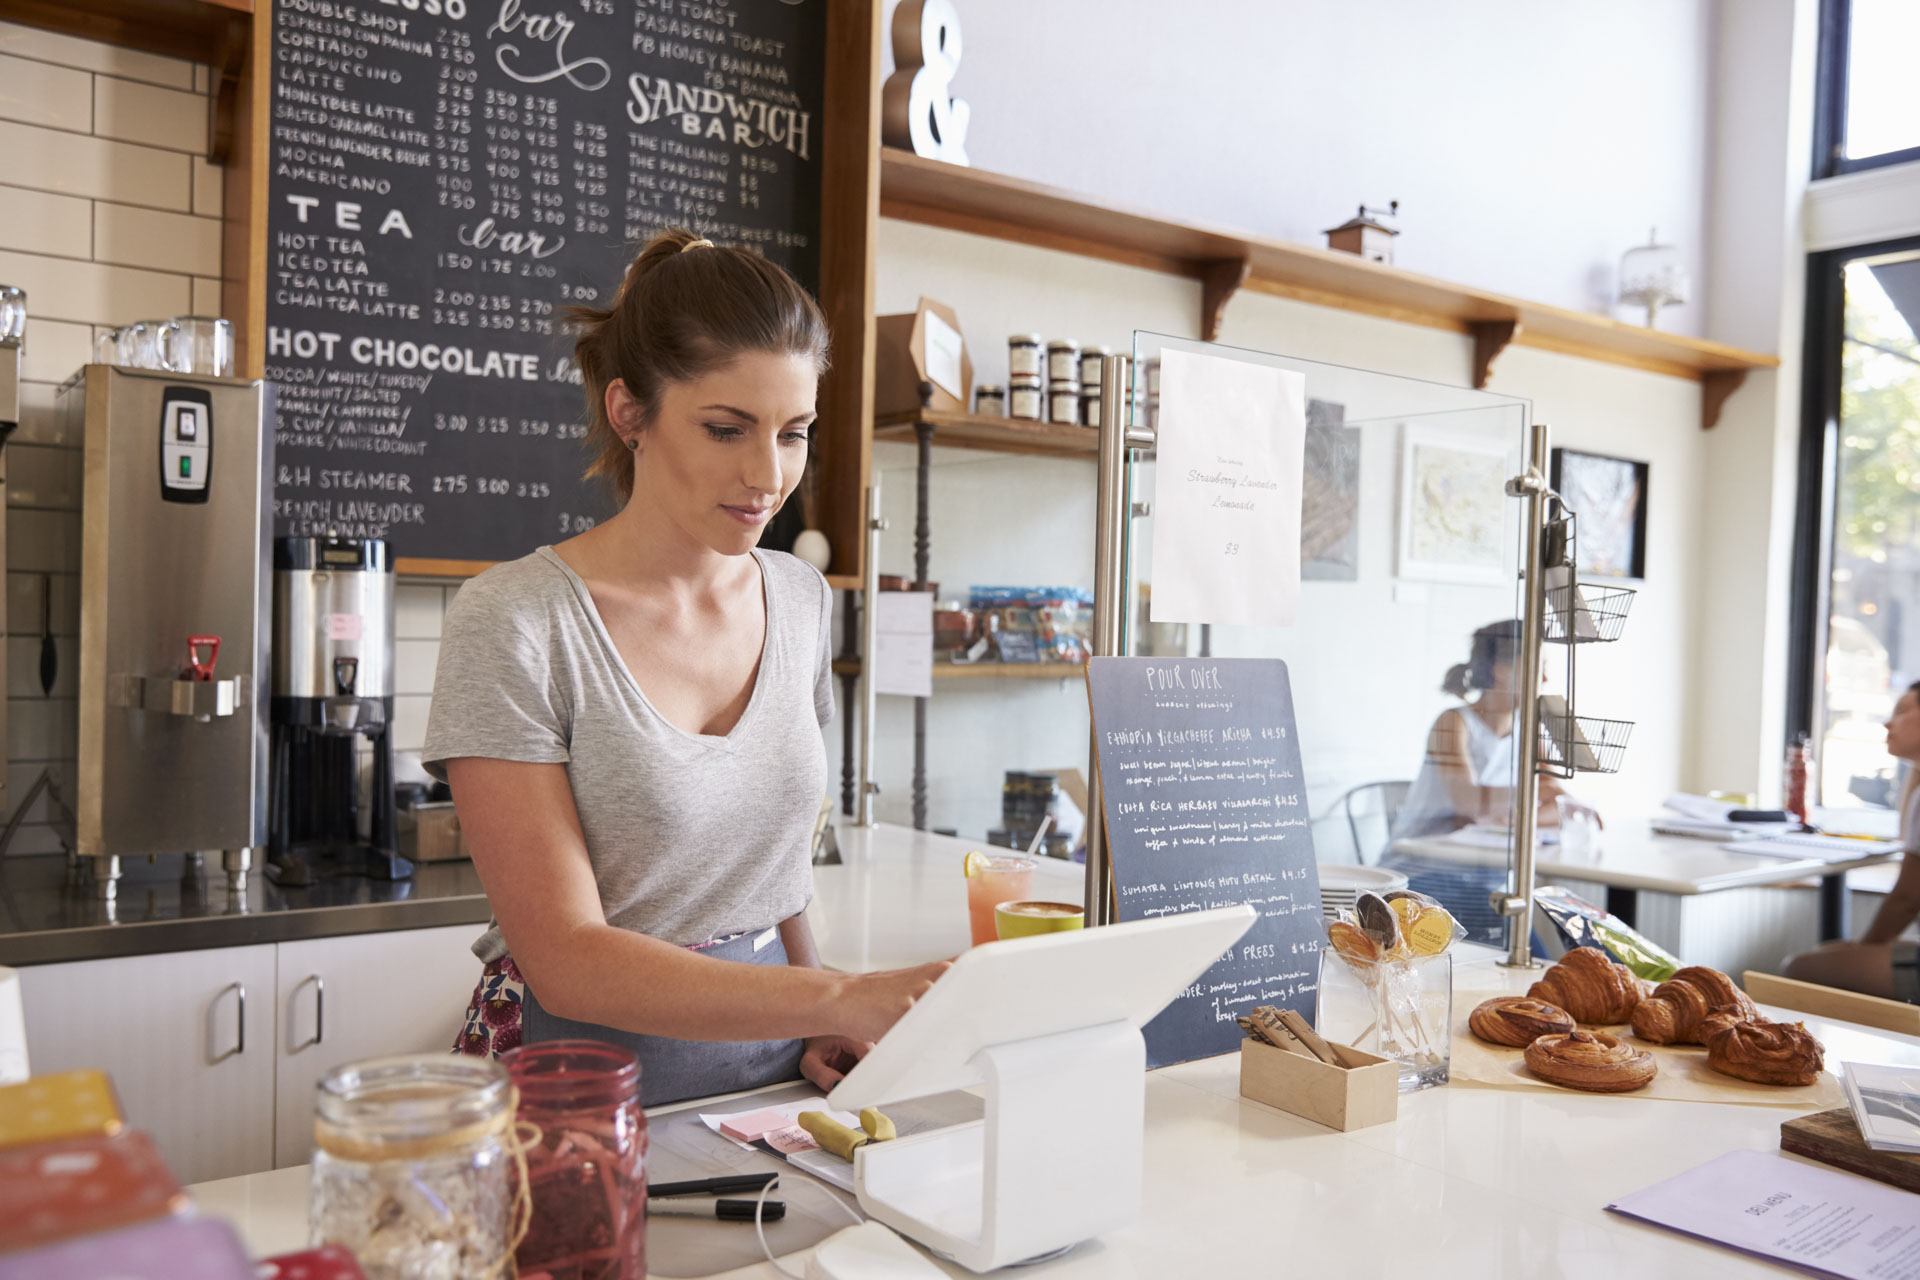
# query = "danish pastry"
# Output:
<box><xmin>1527</xmin><ymin>947</ymin><xmax>1649</xmax><ymax>1025</ymax></box>
<box><xmin>1704</xmin><ymin>1018</ymin><xmax>1825</xmax><ymax>1087</ymax></box>
<box><xmin>1629</xmin><ymin>966</ymin><xmax>1759</xmax><ymax>1045</ymax></box>
<box><xmin>1468</xmin><ymin>996</ymin><xmax>1576</xmax><ymax>1047</ymax></box>
<box><xmin>1523</xmin><ymin>1030</ymin><xmax>1657</xmax><ymax>1093</ymax></box>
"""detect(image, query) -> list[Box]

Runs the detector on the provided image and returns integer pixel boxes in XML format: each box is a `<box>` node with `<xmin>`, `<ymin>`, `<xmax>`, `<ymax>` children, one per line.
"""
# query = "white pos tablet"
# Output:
<box><xmin>827</xmin><ymin>903</ymin><xmax>1257</xmax><ymax>1272</ymax></box>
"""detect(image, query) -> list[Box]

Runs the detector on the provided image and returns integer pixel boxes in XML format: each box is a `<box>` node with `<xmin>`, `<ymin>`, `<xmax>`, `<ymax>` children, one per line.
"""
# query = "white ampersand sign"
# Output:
<box><xmin>882</xmin><ymin>0</ymin><xmax>969</xmax><ymax>166</ymax></box>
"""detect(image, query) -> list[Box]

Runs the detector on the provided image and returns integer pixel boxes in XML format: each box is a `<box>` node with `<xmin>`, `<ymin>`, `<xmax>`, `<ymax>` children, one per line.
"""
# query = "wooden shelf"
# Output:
<box><xmin>832</xmin><ymin>659</ymin><xmax>1081</xmax><ymax>680</ymax></box>
<box><xmin>878</xmin><ymin>148</ymin><xmax>1777</xmax><ymax>428</ymax></box>
<box><xmin>873</xmin><ymin>408</ymin><xmax>1100</xmax><ymax>459</ymax></box>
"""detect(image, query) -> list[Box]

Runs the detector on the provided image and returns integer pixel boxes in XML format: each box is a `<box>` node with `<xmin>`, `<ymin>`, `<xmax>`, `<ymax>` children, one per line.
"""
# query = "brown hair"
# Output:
<box><xmin>567</xmin><ymin>228</ymin><xmax>830</xmax><ymax>500</ymax></box>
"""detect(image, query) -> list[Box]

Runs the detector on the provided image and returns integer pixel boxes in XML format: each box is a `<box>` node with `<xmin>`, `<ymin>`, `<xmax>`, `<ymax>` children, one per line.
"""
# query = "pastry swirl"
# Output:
<box><xmin>1629</xmin><ymin>966</ymin><xmax>1758</xmax><ymax>1045</ymax></box>
<box><xmin>1527</xmin><ymin>947</ymin><xmax>1650</xmax><ymax>1025</ymax></box>
<box><xmin>1704</xmin><ymin>1018</ymin><xmax>1825</xmax><ymax>1087</ymax></box>
<box><xmin>1469</xmin><ymin>996</ymin><xmax>1575</xmax><ymax>1047</ymax></box>
<box><xmin>1523</xmin><ymin>1030</ymin><xmax>1657</xmax><ymax>1093</ymax></box>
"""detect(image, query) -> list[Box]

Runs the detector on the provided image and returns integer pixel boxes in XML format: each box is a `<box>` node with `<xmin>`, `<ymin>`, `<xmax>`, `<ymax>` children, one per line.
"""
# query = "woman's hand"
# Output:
<box><xmin>799</xmin><ymin>1034</ymin><xmax>870</xmax><ymax>1091</ymax></box>
<box><xmin>834</xmin><ymin>958</ymin><xmax>953</xmax><ymax>1044</ymax></box>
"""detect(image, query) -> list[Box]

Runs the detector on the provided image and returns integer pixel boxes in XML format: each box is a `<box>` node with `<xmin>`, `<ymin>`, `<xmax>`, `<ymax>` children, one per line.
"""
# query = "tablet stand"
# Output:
<box><xmin>852</xmin><ymin>1019</ymin><xmax>1143</xmax><ymax>1273</ymax></box>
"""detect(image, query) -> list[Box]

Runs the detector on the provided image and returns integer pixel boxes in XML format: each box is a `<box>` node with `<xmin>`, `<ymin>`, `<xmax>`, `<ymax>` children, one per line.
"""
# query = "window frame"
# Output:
<box><xmin>1787</xmin><ymin>233</ymin><xmax>1920</xmax><ymax>778</ymax></box>
<box><xmin>1814</xmin><ymin>0</ymin><xmax>1920</xmax><ymax>180</ymax></box>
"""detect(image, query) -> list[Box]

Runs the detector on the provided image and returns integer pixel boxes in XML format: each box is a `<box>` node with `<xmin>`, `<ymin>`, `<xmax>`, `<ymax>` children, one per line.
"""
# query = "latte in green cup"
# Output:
<box><xmin>994</xmin><ymin>900</ymin><xmax>1086</xmax><ymax>940</ymax></box>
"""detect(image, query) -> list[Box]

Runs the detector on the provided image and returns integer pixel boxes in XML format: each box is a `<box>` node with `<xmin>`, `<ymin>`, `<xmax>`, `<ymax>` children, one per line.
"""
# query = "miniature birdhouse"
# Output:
<box><xmin>1324</xmin><ymin>203</ymin><xmax>1399</xmax><ymax>265</ymax></box>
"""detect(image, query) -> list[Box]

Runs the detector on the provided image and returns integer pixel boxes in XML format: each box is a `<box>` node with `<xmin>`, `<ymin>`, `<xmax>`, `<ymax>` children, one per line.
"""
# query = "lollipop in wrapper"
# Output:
<box><xmin>1384</xmin><ymin>889</ymin><xmax>1464</xmax><ymax>957</ymax></box>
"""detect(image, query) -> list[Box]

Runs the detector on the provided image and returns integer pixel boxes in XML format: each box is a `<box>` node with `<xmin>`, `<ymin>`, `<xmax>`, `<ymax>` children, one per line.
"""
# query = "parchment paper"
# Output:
<box><xmin>1448</xmin><ymin>962</ymin><xmax>1845</xmax><ymax>1109</ymax></box>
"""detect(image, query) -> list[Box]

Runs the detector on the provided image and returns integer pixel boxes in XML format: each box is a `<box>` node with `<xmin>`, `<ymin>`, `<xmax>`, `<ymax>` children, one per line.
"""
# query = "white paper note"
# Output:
<box><xmin>873</xmin><ymin>590</ymin><xmax>934</xmax><ymax>698</ymax></box>
<box><xmin>922</xmin><ymin>309</ymin><xmax>965</xmax><ymax>401</ymax></box>
<box><xmin>1607</xmin><ymin>1149</ymin><xmax>1920</xmax><ymax>1279</ymax></box>
<box><xmin>1149</xmin><ymin>349</ymin><xmax>1306</xmax><ymax>628</ymax></box>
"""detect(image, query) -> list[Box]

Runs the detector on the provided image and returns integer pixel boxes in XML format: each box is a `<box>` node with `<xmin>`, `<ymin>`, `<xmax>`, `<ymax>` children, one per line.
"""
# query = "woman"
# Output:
<box><xmin>1382</xmin><ymin>620</ymin><xmax>1595</xmax><ymax>944</ymax></box>
<box><xmin>426</xmin><ymin>229</ymin><xmax>948</xmax><ymax>1105</ymax></box>
<box><xmin>1782</xmin><ymin>682</ymin><xmax>1920</xmax><ymax>1001</ymax></box>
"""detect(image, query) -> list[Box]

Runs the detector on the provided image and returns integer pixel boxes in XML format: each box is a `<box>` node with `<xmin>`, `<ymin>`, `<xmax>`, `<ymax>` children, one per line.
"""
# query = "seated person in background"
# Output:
<box><xmin>1782</xmin><ymin>682</ymin><xmax>1920</xmax><ymax>1000</ymax></box>
<box><xmin>1382</xmin><ymin>620</ymin><xmax>1599</xmax><ymax>945</ymax></box>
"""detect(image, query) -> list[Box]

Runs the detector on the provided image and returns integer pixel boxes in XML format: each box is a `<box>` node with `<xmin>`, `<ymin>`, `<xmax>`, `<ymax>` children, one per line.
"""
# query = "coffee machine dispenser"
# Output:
<box><xmin>64</xmin><ymin>366</ymin><xmax>272</xmax><ymax>902</ymax></box>
<box><xmin>267</xmin><ymin>535</ymin><xmax>410</xmax><ymax>885</ymax></box>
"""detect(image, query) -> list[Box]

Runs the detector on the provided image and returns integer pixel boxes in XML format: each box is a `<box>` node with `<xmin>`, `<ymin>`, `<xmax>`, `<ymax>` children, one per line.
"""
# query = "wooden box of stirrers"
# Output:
<box><xmin>1237</xmin><ymin>1005</ymin><xmax>1399</xmax><ymax>1132</ymax></box>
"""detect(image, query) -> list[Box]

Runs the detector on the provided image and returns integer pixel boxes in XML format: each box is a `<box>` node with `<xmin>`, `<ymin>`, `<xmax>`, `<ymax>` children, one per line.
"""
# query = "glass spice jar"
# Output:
<box><xmin>1007</xmin><ymin>333</ymin><xmax>1043</xmax><ymax>380</ymax></box>
<box><xmin>503</xmin><ymin>1040</ymin><xmax>648</xmax><ymax>1280</ymax></box>
<box><xmin>974</xmin><ymin>384</ymin><xmax>1006</xmax><ymax>417</ymax></box>
<box><xmin>310</xmin><ymin>1054</ymin><xmax>518</xmax><ymax>1280</ymax></box>
<box><xmin>1045</xmin><ymin>339</ymin><xmax>1080</xmax><ymax>383</ymax></box>
<box><xmin>1080</xmin><ymin>389</ymin><xmax>1102</xmax><ymax>428</ymax></box>
<box><xmin>1078</xmin><ymin>344</ymin><xmax>1110</xmax><ymax>387</ymax></box>
<box><xmin>1048</xmin><ymin>385</ymin><xmax>1081</xmax><ymax>424</ymax></box>
<box><xmin>1009</xmin><ymin>375</ymin><xmax>1043</xmax><ymax>421</ymax></box>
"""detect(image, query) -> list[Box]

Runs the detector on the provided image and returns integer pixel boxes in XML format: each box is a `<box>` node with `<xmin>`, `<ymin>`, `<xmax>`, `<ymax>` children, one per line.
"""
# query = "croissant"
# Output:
<box><xmin>1527</xmin><ymin>947</ymin><xmax>1648</xmax><ymax>1024</ymax></box>
<box><xmin>1629</xmin><ymin>966</ymin><xmax>1759</xmax><ymax>1045</ymax></box>
<box><xmin>1704</xmin><ymin>1018</ymin><xmax>1825</xmax><ymax>1087</ymax></box>
<box><xmin>1469</xmin><ymin>996</ymin><xmax>1575</xmax><ymax>1047</ymax></box>
<box><xmin>1524</xmin><ymin>1030</ymin><xmax>1657</xmax><ymax>1093</ymax></box>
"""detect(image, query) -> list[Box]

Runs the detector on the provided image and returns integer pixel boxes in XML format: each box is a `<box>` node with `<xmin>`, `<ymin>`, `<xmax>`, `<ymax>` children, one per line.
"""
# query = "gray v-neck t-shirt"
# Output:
<box><xmin>423</xmin><ymin>546</ymin><xmax>832</xmax><ymax>959</ymax></box>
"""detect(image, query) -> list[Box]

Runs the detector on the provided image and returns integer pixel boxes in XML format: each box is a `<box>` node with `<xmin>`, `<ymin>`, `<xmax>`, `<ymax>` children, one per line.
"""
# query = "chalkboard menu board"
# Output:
<box><xmin>264</xmin><ymin>0</ymin><xmax>826</xmax><ymax>564</ymax></box>
<box><xmin>1087</xmin><ymin>657</ymin><xmax>1324</xmax><ymax>1069</ymax></box>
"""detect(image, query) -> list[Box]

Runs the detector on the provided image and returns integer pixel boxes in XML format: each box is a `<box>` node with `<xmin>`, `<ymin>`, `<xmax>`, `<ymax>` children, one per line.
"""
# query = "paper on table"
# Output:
<box><xmin>1725</xmin><ymin>835</ymin><xmax>1900</xmax><ymax>863</ymax></box>
<box><xmin>873</xmin><ymin>590</ymin><xmax>933</xmax><ymax>698</ymax></box>
<box><xmin>1148</xmin><ymin>349</ymin><xmax>1305</xmax><ymax>628</ymax></box>
<box><xmin>698</xmin><ymin>1098</ymin><xmax>864</xmax><ymax>1193</ymax></box>
<box><xmin>1607</xmin><ymin>1148</ymin><xmax>1920</xmax><ymax>1278</ymax></box>
<box><xmin>922</xmin><ymin>309</ymin><xmax>964</xmax><ymax>401</ymax></box>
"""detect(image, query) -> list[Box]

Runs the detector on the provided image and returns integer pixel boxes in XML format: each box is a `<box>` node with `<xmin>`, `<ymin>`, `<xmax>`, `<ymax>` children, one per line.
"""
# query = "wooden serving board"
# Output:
<box><xmin>1780</xmin><ymin>1108</ymin><xmax>1920</xmax><ymax>1194</ymax></box>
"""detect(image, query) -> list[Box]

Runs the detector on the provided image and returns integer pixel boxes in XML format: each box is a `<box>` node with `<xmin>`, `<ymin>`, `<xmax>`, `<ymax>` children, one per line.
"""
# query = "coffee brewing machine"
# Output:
<box><xmin>267</xmin><ymin>534</ymin><xmax>409</xmax><ymax>885</ymax></box>
<box><xmin>64</xmin><ymin>366</ymin><xmax>273</xmax><ymax>903</ymax></box>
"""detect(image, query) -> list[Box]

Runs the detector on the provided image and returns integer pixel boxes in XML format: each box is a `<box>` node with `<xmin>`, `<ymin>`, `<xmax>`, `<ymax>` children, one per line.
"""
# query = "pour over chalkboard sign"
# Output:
<box><xmin>264</xmin><ymin>0</ymin><xmax>826</xmax><ymax>567</ymax></box>
<box><xmin>1087</xmin><ymin>657</ymin><xmax>1323</xmax><ymax>1069</ymax></box>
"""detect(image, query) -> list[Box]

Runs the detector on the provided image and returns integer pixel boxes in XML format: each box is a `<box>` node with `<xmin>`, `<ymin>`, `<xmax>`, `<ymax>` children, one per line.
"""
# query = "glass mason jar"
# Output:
<box><xmin>310</xmin><ymin>1054</ymin><xmax>516</xmax><ymax>1280</ymax></box>
<box><xmin>503</xmin><ymin>1040</ymin><xmax>648</xmax><ymax>1280</ymax></box>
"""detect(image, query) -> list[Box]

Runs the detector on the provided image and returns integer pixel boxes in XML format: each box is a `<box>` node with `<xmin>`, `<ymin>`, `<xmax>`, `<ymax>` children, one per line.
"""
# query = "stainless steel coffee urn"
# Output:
<box><xmin>64</xmin><ymin>366</ymin><xmax>273</xmax><ymax>902</ymax></box>
<box><xmin>267</xmin><ymin>534</ymin><xmax>409</xmax><ymax>884</ymax></box>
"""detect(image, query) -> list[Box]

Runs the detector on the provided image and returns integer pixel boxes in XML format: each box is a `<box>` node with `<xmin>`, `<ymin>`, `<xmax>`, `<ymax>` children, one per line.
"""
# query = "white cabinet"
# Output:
<box><xmin>16</xmin><ymin>924</ymin><xmax>486</xmax><ymax>1183</ymax></box>
<box><xmin>18</xmin><ymin>944</ymin><xmax>278</xmax><ymax>1185</ymax></box>
<box><xmin>272</xmin><ymin>925</ymin><xmax>481</xmax><ymax>1168</ymax></box>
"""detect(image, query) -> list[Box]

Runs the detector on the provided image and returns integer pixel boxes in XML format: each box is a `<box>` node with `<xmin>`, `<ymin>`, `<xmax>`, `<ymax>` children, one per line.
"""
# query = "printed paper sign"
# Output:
<box><xmin>922</xmin><ymin>309</ymin><xmax>965</xmax><ymax>401</ymax></box>
<box><xmin>1149</xmin><ymin>349</ymin><xmax>1306</xmax><ymax>628</ymax></box>
<box><xmin>326</xmin><ymin>613</ymin><xmax>363</xmax><ymax>642</ymax></box>
<box><xmin>873</xmin><ymin>591</ymin><xmax>934</xmax><ymax>698</ymax></box>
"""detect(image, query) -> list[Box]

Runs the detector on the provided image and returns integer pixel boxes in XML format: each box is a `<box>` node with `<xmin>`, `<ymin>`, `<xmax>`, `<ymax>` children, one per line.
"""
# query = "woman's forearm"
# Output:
<box><xmin>1861</xmin><ymin>892</ymin><xmax>1920</xmax><ymax>945</ymax></box>
<box><xmin>530</xmin><ymin>921</ymin><xmax>852</xmax><ymax>1042</ymax></box>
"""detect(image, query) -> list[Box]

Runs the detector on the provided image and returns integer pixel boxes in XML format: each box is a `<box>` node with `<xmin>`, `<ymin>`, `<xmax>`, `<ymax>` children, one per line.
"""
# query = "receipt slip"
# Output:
<box><xmin>1608</xmin><ymin>1148</ymin><xmax>1920</xmax><ymax>1279</ymax></box>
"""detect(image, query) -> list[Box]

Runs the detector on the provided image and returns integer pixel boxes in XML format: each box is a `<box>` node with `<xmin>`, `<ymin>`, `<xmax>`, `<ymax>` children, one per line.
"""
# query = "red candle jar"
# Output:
<box><xmin>503</xmin><ymin>1040</ymin><xmax>647</xmax><ymax>1280</ymax></box>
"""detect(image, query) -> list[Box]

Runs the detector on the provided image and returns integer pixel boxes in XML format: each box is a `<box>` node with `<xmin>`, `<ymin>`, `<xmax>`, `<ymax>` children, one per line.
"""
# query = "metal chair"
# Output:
<box><xmin>1335</xmin><ymin>781</ymin><xmax>1411</xmax><ymax>866</ymax></box>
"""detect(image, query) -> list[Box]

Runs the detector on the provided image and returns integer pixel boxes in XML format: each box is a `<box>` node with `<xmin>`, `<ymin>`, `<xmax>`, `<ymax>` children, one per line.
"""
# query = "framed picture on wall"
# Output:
<box><xmin>1550</xmin><ymin>448</ymin><xmax>1649</xmax><ymax>580</ymax></box>
<box><xmin>1396</xmin><ymin>425</ymin><xmax>1512</xmax><ymax>585</ymax></box>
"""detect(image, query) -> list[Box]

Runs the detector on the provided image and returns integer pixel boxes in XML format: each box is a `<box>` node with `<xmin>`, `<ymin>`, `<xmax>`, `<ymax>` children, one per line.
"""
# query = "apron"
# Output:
<box><xmin>519</xmin><ymin>926</ymin><xmax>807</xmax><ymax>1108</ymax></box>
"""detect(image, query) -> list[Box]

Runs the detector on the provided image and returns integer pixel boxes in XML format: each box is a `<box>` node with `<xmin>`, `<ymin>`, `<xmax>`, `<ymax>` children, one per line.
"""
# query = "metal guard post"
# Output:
<box><xmin>856</xmin><ymin>483</ymin><xmax>884</xmax><ymax>827</ymax></box>
<box><xmin>1496</xmin><ymin>420</ymin><xmax>1551</xmax><ymax>968</ymax></box>
<box><xmin>1086</xmin><ymin>354</ymin><xmax>1132</xmax><ymax>925</ymax></box>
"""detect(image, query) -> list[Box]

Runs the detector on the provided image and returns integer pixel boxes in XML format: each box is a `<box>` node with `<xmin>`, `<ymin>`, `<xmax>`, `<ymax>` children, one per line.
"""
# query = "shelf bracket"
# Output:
<box><xmin>1199</xmin><ymin>257</ymin><xmax>1249</xmax><ymax>343</ymax></box>
<box><xmin>1701</xmin><ymin>368</ymin><xmax>1747</xmax><ymax>430</ymax></box>
<box><xmin>1469</xmin><ymin>319</ymin><xmax>1520</xmax><ymax>390</ymax></box>
<box><xmin>208</xmin><ymin>12</ymin><xmax>248</xmax><ymax>167</ymax></box>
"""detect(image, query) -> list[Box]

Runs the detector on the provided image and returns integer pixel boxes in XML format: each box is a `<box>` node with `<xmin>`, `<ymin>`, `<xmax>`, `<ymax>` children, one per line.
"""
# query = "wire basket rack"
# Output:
<box><xmin>1543</xmin><ymin>582</ymin><xmax>1637</xmax><ymax>644</ymax></box>
<box><xmin>1536</xmin><ymin>713</ymin><xmax>1634</xmax><ymax>775</ymax></box>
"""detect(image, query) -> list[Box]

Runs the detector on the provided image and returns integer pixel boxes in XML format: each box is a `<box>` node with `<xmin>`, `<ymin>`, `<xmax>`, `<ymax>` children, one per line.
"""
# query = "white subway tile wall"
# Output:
<box><xmin>0</xmin><ymin>21</ymin><xmax>221</xmax><ymax>854</ymax></box>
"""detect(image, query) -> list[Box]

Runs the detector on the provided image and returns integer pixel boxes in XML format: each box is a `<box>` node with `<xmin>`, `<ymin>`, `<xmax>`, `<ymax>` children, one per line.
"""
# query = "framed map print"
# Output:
<box><xmin>1396</xmin><ymin>425</ymin><xmax>1512</xmax><ymax>585</ymax></box>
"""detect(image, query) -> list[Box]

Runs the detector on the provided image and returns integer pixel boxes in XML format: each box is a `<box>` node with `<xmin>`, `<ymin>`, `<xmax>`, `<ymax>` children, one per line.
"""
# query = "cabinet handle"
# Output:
<box><xmin>214</xmin><ymin>982</ymin><xmax>245</xmax><ymax>1061</ymax></box>
<box><xmin>297</xmin><ymin>974</ymin><xmax>325</xmax><ymax>1049</ymax></box>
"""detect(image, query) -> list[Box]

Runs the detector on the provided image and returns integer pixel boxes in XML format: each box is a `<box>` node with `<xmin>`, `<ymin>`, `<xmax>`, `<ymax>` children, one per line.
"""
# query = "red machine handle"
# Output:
<box><xmin>186</xmin><ymin>635</ymin><xmax>220</xmax><ymax>682</ymax></box>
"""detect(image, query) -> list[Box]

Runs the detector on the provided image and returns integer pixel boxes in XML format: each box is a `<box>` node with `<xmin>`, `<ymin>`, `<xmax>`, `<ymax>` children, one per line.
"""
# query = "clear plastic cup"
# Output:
<box><xmin>0</xmin><ymin>286</ymin><xmax>25</xmax><ymax>345</ymax></box>
<box><xmin>116</xmin><ymin>321</ymin><xmax>164</xmax><ymax>369</ymax></box>
<box><xmin>964</xmin><ymin>852</ymin><xmax>1035</xmax><ymax>946</ymax></box>
<box><xmin>160</xmin><ymin>315</ymin><xmax>233</xmax><ymax>377</ymax></box>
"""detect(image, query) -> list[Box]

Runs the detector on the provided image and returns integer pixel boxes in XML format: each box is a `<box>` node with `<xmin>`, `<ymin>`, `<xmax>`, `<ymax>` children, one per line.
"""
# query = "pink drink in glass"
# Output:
<box><xmin>966</xmin><ymin>854</ymin><xmax>1036</xmax><ymax>945</ymax></box>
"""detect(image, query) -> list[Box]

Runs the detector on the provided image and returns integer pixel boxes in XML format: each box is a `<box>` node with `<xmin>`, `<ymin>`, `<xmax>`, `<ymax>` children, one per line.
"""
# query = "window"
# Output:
<box><xmin>1815</xmin><ymin>0</ymin><xmax>1920</xmax><ymax>178</ymax></box>
<box><xmin>1792</xmin><ymin>239</ymin><xmax>1920</xmax><ymax>813</ymax></box>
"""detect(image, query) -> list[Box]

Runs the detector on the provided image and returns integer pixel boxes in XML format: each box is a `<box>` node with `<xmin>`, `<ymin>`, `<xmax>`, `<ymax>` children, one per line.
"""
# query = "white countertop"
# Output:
<box><xmin>1394</xmin><ymin>821</ymin><xmax>1897</xmax><ymax>895</ymax></box>
<box><xmin>189</xmin><ymin>823</ymin><xmax>1920</xmax><ymax>1278</ymax></box>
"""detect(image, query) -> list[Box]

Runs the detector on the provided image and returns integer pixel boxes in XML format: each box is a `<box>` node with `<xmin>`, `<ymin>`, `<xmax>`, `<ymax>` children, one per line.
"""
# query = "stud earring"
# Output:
<box><xmin>627</xmin><ymin>438</ymin><xmax>638</xmax><ymax>451</ymax></box>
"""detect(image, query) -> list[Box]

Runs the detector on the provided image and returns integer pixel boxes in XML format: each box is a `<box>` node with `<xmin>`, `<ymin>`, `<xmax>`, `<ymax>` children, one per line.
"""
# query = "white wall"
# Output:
<box><xmin>835</xmin><ymin>217</ymin><xmax>1710</xmax><ymax>842</ymax></box>
<box><xmin>882</xmin><ymin>0</ymin><xmax>1714</xmax><ymax>331</ymax></box>
<box><xmin>0</xmin><ymin>20</ymin><xmax>226</xmax><ymax>853</ymax></box>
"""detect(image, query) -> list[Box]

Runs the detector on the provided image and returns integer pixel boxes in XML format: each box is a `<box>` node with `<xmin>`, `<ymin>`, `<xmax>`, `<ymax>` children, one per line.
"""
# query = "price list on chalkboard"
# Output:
<box><xmin>264</xmin><ymin>0</ymin><xmax>825</xmax><ymax>562</ymax></box>
<box><xmin>1087</xmin><ymin>657</ymin><xmax>1324</xmax><ymax>1069</ymax></box>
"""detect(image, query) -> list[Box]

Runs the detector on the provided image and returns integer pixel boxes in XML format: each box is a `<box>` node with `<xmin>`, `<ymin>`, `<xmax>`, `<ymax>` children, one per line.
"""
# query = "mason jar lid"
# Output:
<box><xmin>1081</xmin><ymin>344</ymin><xmax>1111</xmax><ymax>358</ymax></box>
<box><xmin>1008</xmin><ymin>333</ymin><xmax>1042</xmax><ymax>345</ymax></box>
<box><xmin>1009</xmin><ymin>373</ymin><xmax>1044</xmax><ymax>387</ymax></box>
<box><xmin>1046</xmin><ymin>339</ymin><xmax>1079</xmax><ymax>351</ymax></box>
<box><xmin>503</xmin><ymin>1039</ymin><xmax>640</xmax><ymax>1111</ymax></box>
<box><xmin>975</xmin><ymin>384</ymin><xmax>1005</xmax><ymax>394</ymax></box>
<box><xmin>315</xmin><ymin>1054</ymin><xmax>509</xmax><ymax>1145</ymax></box>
